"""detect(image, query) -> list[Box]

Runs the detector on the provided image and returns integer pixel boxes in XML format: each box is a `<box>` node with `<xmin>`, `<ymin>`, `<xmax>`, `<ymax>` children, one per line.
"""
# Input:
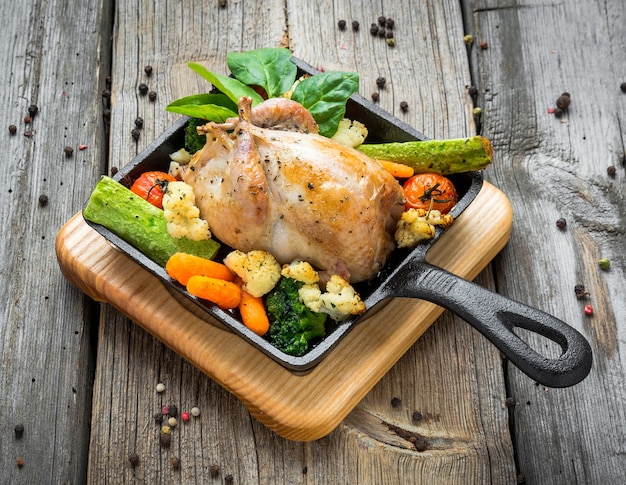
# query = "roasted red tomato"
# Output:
<box><xmin>403</xmin><ymin>173</ymin><xmax>458</xmax><ymax>214</ymax></box>
<box><xmin>130</xmin><ymin>171</ymin><xmax>177</xmax><ymax>209</ymax></box>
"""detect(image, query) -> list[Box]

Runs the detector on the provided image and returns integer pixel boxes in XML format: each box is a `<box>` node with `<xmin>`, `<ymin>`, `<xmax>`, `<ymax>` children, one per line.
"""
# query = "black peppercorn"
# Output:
<box><xmin>400</xmin><ymin>101</ymin><xmax>409</xmax><ymax>112</ymax></box>
<box><xmin>23</xmin><ymin>130</ymin><xmax>33</xmax><ymax>137</ymax></box>
<box><xmin>391</xmin><ymin>396</ymin><xmax>402</xmax><ymax>407</ymax></box>
<box><xmin>607</xmin><ymin>165</ymin><xmax>616</xmax><ymax>177</ymax></box>
<box><xmin>154</xmin><ymin>412</ymin><xmax>164</xmax><ymax>424</ymax></box>
<box><xmin>102</xmin><ymin>89</ymin><xmax>111</xmax><ymax>98</ymax></box>
<box><xmin>102</xmin><ymin>108</ymin><xmax>111</xmax><ymax>120</ymax></box>
<box><xmin>468</xmin><ymin>85</ymin><xmax>478</xmax><ymax>96</ymax></box>
<box><xmin>371</xmin><ymin>92</ymin><xmax>379</xmax><ymax>102</ymax></box>
<box><xmin>556</xmin><ymin>93</ymin><xmax>571</xmax><ymax>110</ymax></box>
<box><xmin>338</xmin><ymin>19</ymin><xmax>346</xmax><ymax>30</ymax></box>
<box><xmin>505</xmin><ymin>397</ymin><xmax>516</xmax><ymax>408</ymax></box>
<box><xmin>370</xmin><ymin>23</ymin><xmax>379</xmax><ymax>35</ymax></box>
<box><xmin>621</xmin><ymin>82</ymin><xmax>626</xmax><ymax>93</ymax></box>
<box><xmin>209</xmin><ymin>464</ymin><xmax>220</xmax><ymax>477</ymax></box>
<box><xmin>110</xmin><ymin>166</ymin><xmax>118</xmax><ymax>176</ymax></box>
<box><xmin>167</xmin><ymin>404</ymin><xmax>178</xmax><ymax>417</ymax></box>
<box><xmin>412</xmin><ymin>411</ymin><xmax>423</xmax><ymax>422</ymax></box>
<box><xmin>148</xmin><ymin>91</ymin><xmax>157</xmax><ymax>101</ymax></box>
<box><xmin>14</xmin><ymin>424</ymin><xmax>25</xmax><ymax>438</ymax></box>
<box><xmin>128</xmin><ymin>452</ymin><xmax>140</xmax><ymax>467</ymax></box>
<box><xmin>376</xmin><ymin>76</ymin><xmax>386</xmax><ymax>89</ymax></box>
<box><xmin>378</xmin><ymin>16</ymin><xmax>386</xmax><ymax>26</ymax></box>
<box><xmin>171</xmin><ymin>456</ymin><xmax>181</xmax><ymax>469</ymax></box>
<box><xmin>131</xmin><ymin>128</ymin><xmax>141</xmax><ymax>140</ymax></box>
<box><xmin>144</xmin><ymin>65</ymin><xmax>153</xmax><ymax>76</ymax></box>
<box><xmin>64</xmin><ymin>146</ymin><xmax>74</xmax><ymax>157</ymax></box>
<box><xmin>385</xmin><ymin>18</ymin><xmax>395</xmax><ymax>29</ymax></box>
<box><xmin>352</xmin><ymin>20</ymin><xmax>359</xmax><ymax>31</ymax></box>
<box><xmin>553</xmin><ymin>107</ymin><xmax>563</xmax><ymax>118</ymax></box>
<box><xmin>378</xmin><ymin>27</ymin><xmax>386</xmax><ymax>38</ymax></box>
<box><xmin>556</xmin><ymin>217</ymin><xmax>567</xmax><ymax>229</ymax></box>
<box><xmin>9</xmin><ymin>124</ymin><xmax>17</xmax><ymax>134</ymax></box>
<box><xmin>134</xmin><ymin>117</ymin><xmax>144</xmax><ymax>128</ymax></box>
<box><xmin>28</xmin><ymin>104</ymin><xmax>39</xmax><ymax>117</ymax></box>
<box><xmin>38</xmin><ymin>194</ymin><xmax>49</xmax><ymax>207</ymax></box>
<box><xmin>138</xmin><ymin>83</ymin><xmax>149</xmax><ymax>95</ymax></box>
<box><xmin>225</xmin><ymin>475</ymin><xmax>234</xmax><ymax>484</ymax></box>
<box><xmin>574</xmin><ymin>284</ymin><xmax>589</xmax><ymax>300</ymax></box>
<box><xmin>159</xmin><ymin>433</ymin><xmax>171</xmax><ymax>447</ymax></box>
<box><xmin>386</xmin><ymin>30</ymin><xmax>394</xmax><ymax>39</ymax></box>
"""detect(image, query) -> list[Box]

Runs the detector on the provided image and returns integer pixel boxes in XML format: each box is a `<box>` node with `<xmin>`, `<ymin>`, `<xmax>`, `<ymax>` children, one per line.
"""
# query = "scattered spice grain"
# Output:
<box><xmin>378</xmin><ymin>27</ymin><xmax>387</xmax><ymax>38</ymax></box>
<box><xmin>144</xmin><ymin>65</ymin><xmax>153</xmax><ymax>76</ymax></box>
<box><xmin>14</xmin><ymin>424</ymin><xmax>25</xmax><ymax>438</ymax></box>
<box><xmin>391</xmin><ymin>396</ymin><xmax>402</xmax><ymax>407</ymax></box>
<box><xmin>156</xmin><ymin>382</ymin><xmax>165</xmax><ymax>393</ymax></box>
<box><xmin>160</xmin><ymin>433</ymin><xmax>172</xmax><ymax>447</ymax></box>
<box><xmin>584</xmin><ymin>304</ymin><xmax>594</xmax><ymax>316</ymax></box>
<box><xmin>209</xmin><ymin>464</ymin><xmax>220</xmax><ymax>477</ymax></box>
<box><xmin>168</xmin><ymin>404</ymin><xmax>178</xmax><ymax>417</ymax></box>
<box><xmin>131</xmin><ymin>128</ymin><xmax>141</xmax><ymax>141</ymax></box>
<box><xmin>370</xmin><ymin>23</ymin><xmax>379</xmax><ymax>35</ymax></box>
<box><xmin>64</xmin><ymin>146</ymin><xmax>74</xmax><ymax>157</ymax></box>
<box><xmin>556</xmin><ymin>93</ymin><xmax>571</xmax><ymax>110</ymax></box>
<box><xmin>190</xmin><ymin>407</ymin><xmax>200</xmax><ymax>417</ymax></box>
<box><xmin>468</xmin><ymin>85</ymin><xmax>478</xmax><ymax>96</ymax></box>
<box><xmin>154</xmin><ymin>412</ymin><xmax>164</xmax><ymax>424</ymax></box>
<box><xmin>9</xmin><ymin>124</ymin><xmax>17</xmax><ymax>134</ymax></box>
<box><xmin>24</xmin><ymin>115</ymin><xmax>31</xmax><ymax>124</ymax></box>
<box><xmin>134</xmin><ymin>117</ymin><xmax>144</xmax><ymax>129</ymax></box>
<box><xmin>607</xmin><ymin>165</ymin><xmax>616</xmax><ymax>177</ymax></box>
<box><xmin>38</xmin><ymin>194</ymin><xmax>49</xmax><ymax>207</ymax></box>
<box><xmin>556</xmin><ymin>217</ymin><xmax>567</xmax><ymax>229</ymax></box>
<box><xmin>225</xmin><ymin>474</ymin><xmax>234</xmax><ymax>484</ymax></box>
<box><xmin>128</xmin><ymin>452</ymin><xmax>140</xmax><ymax>467</ymax></box>
<box><xmin>479</xmin><ymin>41</ymin><xmax>488</xmax><ymax>49</ymax></box>
<box><xmin>16</xmin><ymin>458</ymin><xmax>25</xmax><ymax>468</ymax></box>
<box><xmin>352</xmin><ymin>20</ymin><xmax>360</xmax><ymax>31</ymax></box>
<box><xmin>400</xmin><ymin>101</ymin><xmax>409</xmax><ymax>112</ymax></box>
<box><xmin>138</xmin><ymin>83</ymin><xmax>149</xmax><ymax>95</ymax></box>
<box><xmin>23</xmin><ymin>130</ymin><xmax>33</xmax><ymax>137</ymax></box>
<box><xmin>574</xmin><ymin>285</ymin><xmax>589</xmax><ymax>300</ymax></box>
<box><xmin>181</xmin><ymin>412</ymin><xmax>190</xmax><ymax>422</ymax></box>
<box><xmin>505</xmin><ymin>397</ymin><xmax>516</xmax><ymax>407</ymax></box>
<box><xmin>171</xmin><ymin>456</ymin><xmax>181</xmax><ymax>469</ymax></box>
<box><xmin>102</xmin><ymin>89</ymin><xmax>111</xmax><ymax>99</ymax></box>
<box><xmin>412</xmin><ymin>411</ymin><xmax>423</xmax><ymax>422</ymax></box>
<box><xmin>376</xmin><ymin>76</ymin><xmax>386</xmax><ymax>89</ymax></box>
<box><xmin>28</xmin><ymin>104</ymin><xmax>39</xmax><ymax>117</ymax></box>
<box><xmin>168</xmin><ymin>417</ymin><xmax>177</xmax><ymax>427</ymax></box>
<box><xmin>598</xmin><ymin>258</ymin><xmax>611</xmax><ymax>270</ymax></box>
<box><xmin>371</xmin><ymin>92</ymin><xmax>379</xmax><ymax>102</ymax></box>
<box><xmin>337</xmin><ymin>20</ymin><xmax>346</xmax><ymax>30</ymax></box>
<box><xmin>385</xmin><ymin>18</ymin><xmax>395</xmax><ymax>29</ymax></box>
<box><xmin>464</xmin><ymin>34</ymin><xmax>474</xmax><ymax>45</ymax></box>
<box><xmin>473</xmin><ymin>107</ymin><xmax>482</xmax><ymax>116</ymax></box>
<box><xmin>378</xmin><ymin>16</ymin><xmax>386</xmax><ymax>26</ymax></box>
<box><xmin>148</xmin><ymin>91</ymin><xmax>157</xmax><ymax>101</ymax></box>
<box><xmin>621</xmin><ymin>82</ymin><xmax>626</xmax><ymax>93</ymax></box>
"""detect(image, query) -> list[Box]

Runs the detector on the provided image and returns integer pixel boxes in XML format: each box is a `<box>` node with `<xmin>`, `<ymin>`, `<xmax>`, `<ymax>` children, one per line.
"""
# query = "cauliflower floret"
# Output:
<box><xmin>162</xmin><ymin>181</ymin><xmax>211</xmax><ymax>241</ymax></box>
<box><xmin>395</xmin><ymin>208</ymin><xmax>454</xmax><ymax>248</ymax></box>
<box><xmin>281</xmin><ymin>260</ymin><xmax>320</xmax><ymax>285</ymax></box>
<box><xmin>169</xmin><ymin>148</ymin><xmax>192</xmax><ymax>165</ymax></box>
<box><xmin>299</xmin><ymin>274</ymin><xmax>366</xmax><ymax>322</ymax></box>
<box><xmin>331</xmin><ymin>118</ymin><xmax>368</xmax><ymax>148</ymax></box>
<box><xmin>224</xmin><ymin>249</ymin><xmax>281</xmax><ymax>297</ymax></box>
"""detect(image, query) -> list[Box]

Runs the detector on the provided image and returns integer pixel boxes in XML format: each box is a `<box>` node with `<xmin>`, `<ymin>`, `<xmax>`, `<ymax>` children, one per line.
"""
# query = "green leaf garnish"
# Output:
<box><xmin>227</xmin><ymin>48</ymin><xmax>297</xmax><ymax>98</ymax></box>
<box><xmin>291</xmin><ymin>71</ymin><xmax>359</xmax><ymax>137</ymax></box>
<box><xmin>165</xmin><ymin>94</ymin><xmax>237</xmax><ymax>121</ymax></box>
<box><xmin>187</xmin><ymin>62</ymin><xmax>264</xmax><ymax>107</ymax></box>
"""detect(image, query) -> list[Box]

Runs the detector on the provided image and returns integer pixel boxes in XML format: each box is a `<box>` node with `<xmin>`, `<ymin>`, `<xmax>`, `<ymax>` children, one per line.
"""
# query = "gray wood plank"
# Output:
<box><xmin>87</xmin><ymin>0</ymin><xmax>516</xmax><ymax>483</ymax></box>
<box><xmin>0</xmin><ymin>0</ymin><xmax>112</xmax><ymax>483</ymax></box>
<box><xmin>469</xmin><ymin>0</ymin><xmax>626</xmax><ymax>482</ymax></box>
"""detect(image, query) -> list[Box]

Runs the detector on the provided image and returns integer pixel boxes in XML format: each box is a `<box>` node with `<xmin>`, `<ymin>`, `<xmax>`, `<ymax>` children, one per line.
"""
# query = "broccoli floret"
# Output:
<box><xmin>265</xmin><ymin>277</ymin><xmax>327</xmax><ymax>356</ymax></box>
<box><xmin>184</xmin><ymin>118</ymin><xmax>207</xmax><ymax>154</ymax></box>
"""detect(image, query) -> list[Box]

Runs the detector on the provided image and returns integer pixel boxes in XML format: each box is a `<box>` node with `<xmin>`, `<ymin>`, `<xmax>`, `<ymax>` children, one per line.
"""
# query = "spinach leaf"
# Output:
<box><xmin>188</xmin><ymin>62</ymin><xmax>264</xmax><ymax>106</ymax></box>
<box><xmin>165</xmin><ymin>93</ymin><xmax>237</xmax><ymax>122</ymax></box>
<box><xmin>227</xmin><ymin>48</ymin><xmax>297</xmax><ymax>98</ymax></box>
<box><xmin>291</xmin><ymin>71</ymin><xmax>359</xmax><ymax>137</ymax></box>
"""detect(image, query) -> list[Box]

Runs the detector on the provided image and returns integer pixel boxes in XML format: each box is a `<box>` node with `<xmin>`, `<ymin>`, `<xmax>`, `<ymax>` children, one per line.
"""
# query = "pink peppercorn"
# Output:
<box><xmin>584</xmin><ymin>304</ymin><xmax>594</xmax><ymax>316</ymax></box>
<box><xmin>162</xmin><ymin>406</ymin><xmax>169</xmax><ymax>415</ymax></box>
<box><xmin>181</xmin><ymin>412</ymin><xmax>190</xmax><ymax>422</ymax></box>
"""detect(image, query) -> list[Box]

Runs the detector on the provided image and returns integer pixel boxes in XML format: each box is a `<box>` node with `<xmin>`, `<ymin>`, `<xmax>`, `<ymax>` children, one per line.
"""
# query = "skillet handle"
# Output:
<box><xmin>389</xmin><ymin>261</ymin><xmax>592</xmax><ymax>387</ymax></box>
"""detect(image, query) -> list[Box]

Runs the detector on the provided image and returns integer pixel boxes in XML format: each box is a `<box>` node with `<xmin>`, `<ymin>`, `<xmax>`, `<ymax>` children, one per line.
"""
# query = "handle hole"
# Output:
<box><xmin>511</xmin><ymin>327</ymin><xmax>565</xmax><ymax>359</ymax></box>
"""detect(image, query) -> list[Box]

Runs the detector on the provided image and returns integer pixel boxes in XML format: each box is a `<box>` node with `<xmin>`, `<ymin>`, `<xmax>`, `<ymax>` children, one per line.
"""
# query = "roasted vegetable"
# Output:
<box><xmin>83</xmin><ymin>176</ymin><xmax>220</xmax><ymax>267</ymax></box>
<box><xmin>403</xmin><ymin>173</ymin><xmax>458</xmax><ymax>214</ymax></box>
<box><xmin>265</xmin><ymin>277</ymin><xmax>327</xmax><ymax>356</ymax></box>
<box><xmin>184</xmin><ymin>118</ymin><xmax>208</xmax><ymax>154</ymax></box>
<box><xmin>358</xmin><ymin>136</ymin><xmax>493</xmax><ymax>175</ymax></box>
<box><xmin>130</xmin><ymin>171</ymin><xmax>176</xmax><ymax>209</ymax></box>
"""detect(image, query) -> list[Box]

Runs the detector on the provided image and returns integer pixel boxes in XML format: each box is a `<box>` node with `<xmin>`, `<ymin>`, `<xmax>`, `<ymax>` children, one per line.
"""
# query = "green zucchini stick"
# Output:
<box><xmin>83</xmin><ymin>176</ymin><xmax>220</xmax><ymax>267</ymax></box>
<box><xmin>358</xmin><ymin>136</ymin><xmax>493</xmax><ymax>175</ymax></box>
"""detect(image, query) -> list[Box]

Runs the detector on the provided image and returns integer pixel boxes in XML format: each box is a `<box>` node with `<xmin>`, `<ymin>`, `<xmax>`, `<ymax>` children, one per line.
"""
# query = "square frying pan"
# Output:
<box><xmin>84</xmin><ymin>57</ymin><xmax>592</xmax><ymax>387</ymax></box>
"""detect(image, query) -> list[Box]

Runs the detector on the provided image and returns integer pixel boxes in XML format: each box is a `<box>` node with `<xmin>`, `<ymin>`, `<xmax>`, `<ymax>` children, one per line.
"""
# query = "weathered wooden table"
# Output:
<box><xmin>2</xmin><ymin>1</ymin><xmax>625</xmax><ymax>483</ymax></box>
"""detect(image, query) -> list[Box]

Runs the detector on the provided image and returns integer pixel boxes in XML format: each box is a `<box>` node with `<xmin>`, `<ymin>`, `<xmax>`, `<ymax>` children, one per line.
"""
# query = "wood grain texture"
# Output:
<box><xmin>0</xmin><ymin>1</ymin><xmax>112</xmax><ymax>483</ymax></box>
<box><xmin>469</xmin><ymin>0</ymin><xmax>626</xmax><ymax>482</ymax></box>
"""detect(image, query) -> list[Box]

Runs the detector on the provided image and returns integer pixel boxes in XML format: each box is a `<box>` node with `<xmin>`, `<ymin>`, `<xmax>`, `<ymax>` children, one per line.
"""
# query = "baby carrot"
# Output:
<box><xmin>186</xmin><ymin>275</ymin><xmax>241</xmax><ymax>309</ymax></box>
<box><xmin>166</xmin><ymin>252</ymin><xmax>235</xmax><ymax>286</ymax></box>
<box><xmin>377</xmin><ymin>159</ymin><xmax>415</xmax><ymax>179</ymax></box>
<box><xmin>238</xmin><ymin>289</ymin><xmax>270</xmax><ymax>336</ymax></box>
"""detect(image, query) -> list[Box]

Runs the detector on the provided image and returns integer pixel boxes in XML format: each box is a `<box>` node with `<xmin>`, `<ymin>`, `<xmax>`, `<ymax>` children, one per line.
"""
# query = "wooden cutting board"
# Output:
<box><xmin>55</xmin><ymin>180</ymin><xmax>512</xmax><ymax>441</ymax></box>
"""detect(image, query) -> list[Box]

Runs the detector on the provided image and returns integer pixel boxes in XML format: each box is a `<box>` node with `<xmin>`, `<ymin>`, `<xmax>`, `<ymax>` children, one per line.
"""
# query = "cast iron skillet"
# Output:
<box><xmin>84</xmin><ymin>58</ymin><xmax>592</xmax><ymax>387</ymax></box>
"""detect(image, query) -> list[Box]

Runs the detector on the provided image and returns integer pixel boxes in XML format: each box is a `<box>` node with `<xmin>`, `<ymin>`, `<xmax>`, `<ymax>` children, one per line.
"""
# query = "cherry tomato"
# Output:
<box><xmin>402</xmin><ymin>173</ymin><xmax>458</xmax><ymax>214</ymax></box>
<box><xmin>130</xmin><ymin>171</ymin><xmax>177</xmax><ymax>209</ymax></box>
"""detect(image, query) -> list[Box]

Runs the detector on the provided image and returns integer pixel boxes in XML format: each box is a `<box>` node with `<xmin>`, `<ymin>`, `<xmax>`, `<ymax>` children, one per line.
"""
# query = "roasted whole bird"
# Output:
<box><xmin>184</xmin><ymin>97</ymin><xmax>405</xmax><ymax>283</ymax></box>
